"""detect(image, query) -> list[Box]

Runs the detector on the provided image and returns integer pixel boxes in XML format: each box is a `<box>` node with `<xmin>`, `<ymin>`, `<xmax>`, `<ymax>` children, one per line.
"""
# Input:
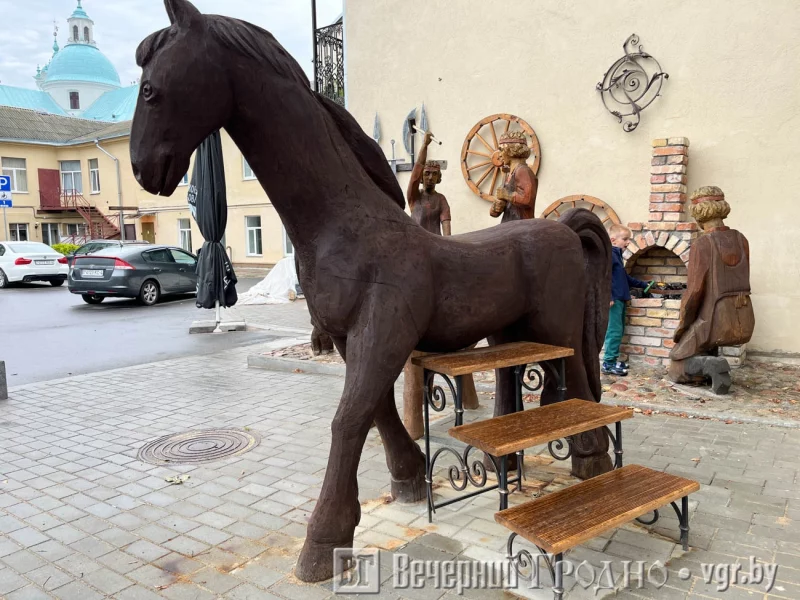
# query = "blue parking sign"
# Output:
<box><xmin>0</xmin><ymin>176</ymin><xmax>11</xmax><ymax>192</ymax></box>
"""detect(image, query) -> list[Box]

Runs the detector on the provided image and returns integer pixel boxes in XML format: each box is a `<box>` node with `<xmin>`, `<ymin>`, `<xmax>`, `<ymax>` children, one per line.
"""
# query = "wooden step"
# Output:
<box><xmin>411</xmin><ymin>342</ymin><xmax>573</xmax><ymax>377</ymax></box>
<box><xmin>449</xmin><ymin>398</ymin><xmax>633</xmax><ymax>457</ymax></box>
<box><xmin>495</xmin><ymin>464</ymin><xmax>700</xmax><ymax>554</ymax></box>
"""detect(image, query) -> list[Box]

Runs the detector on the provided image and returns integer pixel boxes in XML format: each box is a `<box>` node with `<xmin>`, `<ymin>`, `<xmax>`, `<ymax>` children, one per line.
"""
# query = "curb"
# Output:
<box><xmin>247</xmin><ymin>354</ymin><xmax>346</xmax><ymax>377</ymax></box>
<box><xmin>246</xmin><ymin>356</ymin><xmax>800</xmax><ymax>429</ymax></box>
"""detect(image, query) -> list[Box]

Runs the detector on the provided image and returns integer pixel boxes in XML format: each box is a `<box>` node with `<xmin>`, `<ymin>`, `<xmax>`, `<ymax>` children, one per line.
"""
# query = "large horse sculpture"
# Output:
<box><xmin>130</xmin><ymin>0</ymin><xmax>612</xmax><ymax>582</ymax></box>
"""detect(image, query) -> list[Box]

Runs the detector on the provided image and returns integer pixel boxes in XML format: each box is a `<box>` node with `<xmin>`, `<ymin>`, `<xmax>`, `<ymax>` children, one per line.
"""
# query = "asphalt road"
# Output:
<box><xmin>1</xmin><ymin>279</ymin><xmax>281</xmax><ymax>386</ymax></box>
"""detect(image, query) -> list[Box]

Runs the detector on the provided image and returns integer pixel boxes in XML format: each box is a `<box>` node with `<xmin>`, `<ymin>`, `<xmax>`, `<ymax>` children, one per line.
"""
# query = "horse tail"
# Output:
<box><xmin>316</xmin><ymin>93</ymin><xmax>407</xmax><ymax>210</ymax></box>
<box><xmin>558</xmin><ymin>208</ymin><xmax>612</xmax><ymax>402</ymax></box>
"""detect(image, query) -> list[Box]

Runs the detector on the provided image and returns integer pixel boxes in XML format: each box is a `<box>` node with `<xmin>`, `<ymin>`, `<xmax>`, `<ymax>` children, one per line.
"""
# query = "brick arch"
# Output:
<box><xmin>623</xmin><ymin>231</ymin><xmax>691</xmax><ymax>268</ymax></box>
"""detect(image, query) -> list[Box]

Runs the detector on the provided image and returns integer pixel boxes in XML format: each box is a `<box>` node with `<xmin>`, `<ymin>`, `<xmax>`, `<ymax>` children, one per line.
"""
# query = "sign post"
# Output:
<box><xmin>0</xmin><ymin>175</ymin><xmax>12</xmax><ymax>241</ymax></box>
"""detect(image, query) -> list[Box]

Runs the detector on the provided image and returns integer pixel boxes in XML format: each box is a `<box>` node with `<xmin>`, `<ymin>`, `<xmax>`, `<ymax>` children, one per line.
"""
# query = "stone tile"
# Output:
<box><xmin>128</xmin><ymin>564</ymin><xmax>175</xmax><ymax>588</ymax></box>
<box><xmin>98</xmin><ymin>550</ymin><xmax>145</xmax><ymax>574</ymax></box>
<box><xmin>2</xmin><ymin>549</ymin><xmax>48</xmax><ymax>573</ymax></box>
<box><xmin>190</xmin><ymin>566</ymin><xmax>242</xmax><ymax>594</ymax></box>
<box><xmin>6</xmin><ymin>586</ymin><xmax>58</xmax><ymax>600</ymax></box>
<box><xmin>51</xmin><ymin>580</ymin><xmax>106</xmax><ymax>600</ymax></box>
<box><xmin>26</xmin><ymin>565</ymin><xmax>74</xmax><ymax>592</ymax></box>
<box><xmin>9</xmin><ymin>526</ymin><xmax>50</xmax><ymax>547</ymax></box>
<box><xmin>124</xmin><ymin>539</ymin><xmax>171</xmax><ymax>562</ymax></box>
<box><xmin>187</xmin><ymin>525</ymin><xmax>232</xmax><ymax>545</ymax></box>
<box><xmin>0</xmin><ymin>568</ymin><xmax>30</xmax><ymax>595</ymax></box>
<box><xmin>233</xmin><ymin>563</ymin><xmax>285</xmax><ymax>588</ymax></box>
<box><xmin>226</xmin><ymin>584</ymin><xmax>284</xmax><ymax>600</ymax></box>
<box><xmin>54</xmin><ymin>553</ymin><xmax>104</xmax><ymax>577</ymax></box>
<box><xmin>153</xmin><ymin>552</ymin><xmax>205</xmax><ymax>576</ymax></box>
<box><xmin>115</xmin><ymin>585</ymin><xmax>166</xmax><ymax>600</ymax></box>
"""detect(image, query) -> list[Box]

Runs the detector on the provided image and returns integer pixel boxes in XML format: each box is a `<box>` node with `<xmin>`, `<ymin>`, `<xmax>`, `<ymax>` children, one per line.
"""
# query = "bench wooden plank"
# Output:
<box><xmin>449</xmin><ymin>399</ymin><xmax>633</xmax><ymax>457</ymax></box>
<box><xmin>411</xmin><ymin>342</ymin><xmax>574</xmax><ymax>377</ymax></box>
<box><xmin>495</xmin><ymin>464</ymin><xmax>700</xmax><ymax>554</ymax></box>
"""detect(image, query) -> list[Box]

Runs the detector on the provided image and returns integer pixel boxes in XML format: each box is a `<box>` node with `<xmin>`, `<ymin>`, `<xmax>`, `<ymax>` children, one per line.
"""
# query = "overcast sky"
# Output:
<box><xmin>0</xmin><ymin>0</ymin><xmax>343</xmax><ymax>89</ymax></box>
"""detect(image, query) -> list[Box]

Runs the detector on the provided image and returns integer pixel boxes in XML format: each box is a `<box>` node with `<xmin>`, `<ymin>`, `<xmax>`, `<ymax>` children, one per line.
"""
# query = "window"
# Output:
<box><xmin>179</xmin><ymin>172</ymin><xmax>189</xmax><ymax>186</ymax></box>
<box><xmin>245</xmin><ymin>216</ymin><xmax>262</xmax><ymax>256</ymax></box>
<box><xmin>283</xmin><ymin>226</ymin><xmax>294</xmax><ymax>257</ymax></box>
<box><xmin>143</xmin><ymin>248</ymin><xmax>174</xmax><ymax>263</ymax></box>
<box><xmin>243</xmin><ymin>158</ymin><xmax>256</xmax><ymax>180</ymax></box>
<box><xmin>89</xmin><ymin>159</ymin><xmax>100</xmax><ymax>193</ymax></box>
<box><xmin>170</xmin><ymin>249</ymin><xmax>196</xmax><ymax>265</ymax></box>
<box><xmin>69</xmin><ymin>92</ymin><xmax>80</xmax><ymax>110</ymax></box>
<box><xmin>1</xmin><ymin>157</ymin><xmax>28</xmax><ymax>192</ymax></box>
<box><xmin>73</xmin><ymin>25</ymin><xmax>78</xmax><ymax>41</ymax></box>
<box><xmin>60</xmin><ymin>160</ymin><xmax>82</xmax><ymax>194</ymax></box>
<box><xmin>10</xmin><ymin>223</ymin><xmax>28</xmax><ymax>241</ymax></box>
<box><xmin>178</xmin><ymin>218</ymin><xmax>192</xmax><ymax>253</ymax></box>
<box><xmin>42</xmin><ymin>223</ymin><xmax>60</xmax><ymax>246</ymax></box>
<box><xmin>83</xmin><ymin>26</ymin><xmax>90</xmax><ymax>42</ymax></box>
<box><xmin>66</xmin><ymin>223</ymin><xmax>88</xmax><ymax>239</ymax></box>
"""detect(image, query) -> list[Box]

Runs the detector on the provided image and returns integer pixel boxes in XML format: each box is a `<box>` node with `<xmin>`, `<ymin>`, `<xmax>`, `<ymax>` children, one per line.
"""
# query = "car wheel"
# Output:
<box><xmin>82</xmin><ymin>294</ymin><xmax>104</xmax><ymax>304</ymax></box>
<box><xmin>0</xmin><ymin>269</ymin><xmax>7</xmax><ymax>289</ymax></box>
<box><xmin>139</xmin><ymin>279</ymin><xmax>160</xmax><ymax>306</ymax></box>
<box><xmin>50</xmin><ymin>279</ymin><xmax>65</xmax><ymax>287</ymax></box>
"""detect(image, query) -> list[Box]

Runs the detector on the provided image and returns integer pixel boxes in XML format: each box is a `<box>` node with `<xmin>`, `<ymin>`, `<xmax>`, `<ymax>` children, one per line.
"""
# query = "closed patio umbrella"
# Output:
<box><xmin>187</xmin><ymin>130</ymin><xmax>238</xmax><ymax>323</ymax></box>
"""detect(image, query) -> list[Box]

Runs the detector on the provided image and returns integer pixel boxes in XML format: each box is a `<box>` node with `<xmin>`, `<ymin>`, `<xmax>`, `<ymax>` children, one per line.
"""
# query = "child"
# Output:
<box><xmin>602</xmin><ymin>225</ymin><xmax>653</xmax><ymax>376</ymax></box>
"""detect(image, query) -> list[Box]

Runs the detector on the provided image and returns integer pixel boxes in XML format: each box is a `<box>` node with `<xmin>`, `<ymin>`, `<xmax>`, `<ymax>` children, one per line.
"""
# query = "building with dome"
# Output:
<box><xmin>0</xmin><ymin>1</ymin><xmax>292</xmax><ymax>267</ymax></box>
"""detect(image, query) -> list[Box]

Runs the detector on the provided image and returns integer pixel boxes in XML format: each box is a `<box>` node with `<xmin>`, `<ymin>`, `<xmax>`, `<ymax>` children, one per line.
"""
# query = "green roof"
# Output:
<box><xmin>0</xmin><ymin>85</ymin><xmax>67</xmax><ymax>116</ymax></box>
<box><xmin>0</xmin><ymin>105</ymin><xmax>129</xmax><ymax>145</ymax></box>
<box><xmin>82</xmin><ymin>85</ymin><xmax>138</xmax><ymax>122</ymax></box>
<box><xmin>45</xmin><ymin>43</ymin><xmax>120</xmax><ymax>88</ymax></box>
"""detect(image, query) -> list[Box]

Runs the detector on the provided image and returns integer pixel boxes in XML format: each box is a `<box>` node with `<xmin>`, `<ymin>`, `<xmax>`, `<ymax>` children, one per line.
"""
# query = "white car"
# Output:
<box><xmin>0</xmin><ymin>241</ymin><xmax>69</xmax><ymax>288</ymax></box>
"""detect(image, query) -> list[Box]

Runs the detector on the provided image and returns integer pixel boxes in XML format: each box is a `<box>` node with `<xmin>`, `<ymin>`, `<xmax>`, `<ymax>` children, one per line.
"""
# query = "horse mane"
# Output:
<box><xmin>136</xmin><ymin>14</ymin><xmax>405</xmax><ymax>210</ymax></box>
<box><xmin>316</xmin><ymin>95</ymin><xmax>406</xmax><ymax>209</ymax></box>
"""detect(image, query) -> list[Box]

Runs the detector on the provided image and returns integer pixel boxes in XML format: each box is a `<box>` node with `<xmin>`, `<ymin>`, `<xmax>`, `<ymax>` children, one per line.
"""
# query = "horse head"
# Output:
<box><xmin>130</xmin><ymin>0</ymin><xmax>233</xmax><ymax>196</ymax></box>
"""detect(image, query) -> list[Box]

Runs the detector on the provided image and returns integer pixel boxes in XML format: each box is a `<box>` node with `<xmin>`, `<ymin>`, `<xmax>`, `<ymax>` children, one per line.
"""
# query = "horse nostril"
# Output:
<box><xmin>132</xmin><ymin>163</ymin><xmax>143</xmax><ymax>185</ymax></box>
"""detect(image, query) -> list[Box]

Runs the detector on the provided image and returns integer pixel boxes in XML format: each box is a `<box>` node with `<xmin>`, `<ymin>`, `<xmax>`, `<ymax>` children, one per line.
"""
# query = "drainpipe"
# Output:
<box><xmin>94</xmin><ymin>139</ymin><xmax>125</xmax><ymax>241</ymax></box>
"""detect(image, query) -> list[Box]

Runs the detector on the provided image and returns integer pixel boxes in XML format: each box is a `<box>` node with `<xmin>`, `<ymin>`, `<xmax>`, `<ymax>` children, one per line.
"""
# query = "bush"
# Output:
<box><xmin>52</xmin><ymin>243</ymin><xmax>80</xmax><ymax>256</ymax></box>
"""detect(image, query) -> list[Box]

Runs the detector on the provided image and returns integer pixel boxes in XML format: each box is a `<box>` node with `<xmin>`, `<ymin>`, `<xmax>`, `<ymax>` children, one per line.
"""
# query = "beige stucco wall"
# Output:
<box><xmin>344</xmin><ymin>0</ymin><xmax>800</xmax><ymax>354</ymax></box>
<box><xmin>1</xmin><ymin>131</ymin><xmax>287</xmax><ymax>266</ymax></box>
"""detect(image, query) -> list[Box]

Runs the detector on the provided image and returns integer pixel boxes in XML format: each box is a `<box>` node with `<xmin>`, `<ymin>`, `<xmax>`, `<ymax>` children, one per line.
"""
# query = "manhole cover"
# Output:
<box><xmin>137</xmin><ymin>428</ymin><xmax>261</xmax><ymax>465</ymax></box>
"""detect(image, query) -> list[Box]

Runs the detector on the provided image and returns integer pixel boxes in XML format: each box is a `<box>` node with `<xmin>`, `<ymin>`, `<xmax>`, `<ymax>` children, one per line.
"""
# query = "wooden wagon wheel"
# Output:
<box><xmin>540</xmin><ymin>195</ymin><xmax>622</xmax><ymax>229</ymax></box>
<box><xmin>460</xmin><ymin>114</ymin><xmax>541</xmax><ymax>202</ymax></box>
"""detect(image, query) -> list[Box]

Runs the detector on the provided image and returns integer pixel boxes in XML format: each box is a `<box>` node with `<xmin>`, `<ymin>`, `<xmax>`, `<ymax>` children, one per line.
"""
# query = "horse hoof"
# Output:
<box><xmin>571</xmin><ymin>453</ymin><xmax>613</xmax><ymax>480</ymax></box>
<box><xmin>295</xmin><ymin>537</ymin><xmax>353</xmax><ymax>582</ymax></box>
<box><xmin>391</xmin><ymin>469</ymin><xmax>426</xmax><ymax>503</ymax></box>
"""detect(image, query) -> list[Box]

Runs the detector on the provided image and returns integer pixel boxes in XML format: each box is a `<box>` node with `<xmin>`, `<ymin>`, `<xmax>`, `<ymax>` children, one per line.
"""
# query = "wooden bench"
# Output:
<box><xmin>496</xmin><ymin>464</ymin><xmax>700</xmax><ymax>600</ymax></box>
<box><xmin>447</xmin><ymin>399</ymin><xmax>633</xmax><ymax>511</ymax></box>
<box><xmin>410</xmin><ymin>342</ymin><xmax>576</xmax><ymax>522</ymax></box>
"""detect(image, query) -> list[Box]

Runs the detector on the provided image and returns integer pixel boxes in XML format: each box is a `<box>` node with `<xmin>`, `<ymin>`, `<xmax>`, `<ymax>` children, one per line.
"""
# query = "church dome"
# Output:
<box><xmin>44</xmin><ymin>43</ymin><xmax>120</xmax><ymax>88</ymax></box>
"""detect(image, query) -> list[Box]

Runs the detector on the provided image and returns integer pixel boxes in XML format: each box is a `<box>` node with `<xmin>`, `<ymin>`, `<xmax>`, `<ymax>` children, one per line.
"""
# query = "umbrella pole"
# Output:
<box><xmin>213</xmin><ymin>300</ymin><xmax>223</xmax><ymax>334</ymax></box>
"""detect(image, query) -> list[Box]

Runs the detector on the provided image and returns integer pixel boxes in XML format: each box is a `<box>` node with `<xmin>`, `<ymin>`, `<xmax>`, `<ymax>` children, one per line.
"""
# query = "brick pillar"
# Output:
<box><xmin>650</xmin><ymin>137</ymin><xmax>689</xmax><ymax>223</ymax></box>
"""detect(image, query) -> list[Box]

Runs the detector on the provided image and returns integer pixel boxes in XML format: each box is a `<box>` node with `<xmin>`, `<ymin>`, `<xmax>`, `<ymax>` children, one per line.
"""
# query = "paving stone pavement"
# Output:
<box><xmin>1</xmin><ymin>343</ymin><xmax>799</xmax><ymax>600</ymax></box>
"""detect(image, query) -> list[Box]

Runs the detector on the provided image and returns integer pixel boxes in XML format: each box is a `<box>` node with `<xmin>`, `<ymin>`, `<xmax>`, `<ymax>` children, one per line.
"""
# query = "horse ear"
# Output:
<box><xmin>164</xmin><ymin>0</ymin><xmax>201</xmax><ymax>27</ymax></box>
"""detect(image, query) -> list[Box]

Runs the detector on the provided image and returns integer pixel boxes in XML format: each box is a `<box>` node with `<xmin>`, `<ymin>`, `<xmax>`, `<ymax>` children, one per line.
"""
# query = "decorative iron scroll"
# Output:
<box><xmin>596</xmin><ymin>34</ymin><xmax>668</xmax><ymax>132</ymax></box>
<box><xmin>429</xmin><ymin>445</ymin><xmax>500</xmax><ymax>492</ymax></box>
<box><xmin>547</xmin><ymin>438</ymin><xmax>572</xmax><ymax>461</ymax></box>
<box><xmin>315</xmin><ymin>18</ymin><xmax>344</xmax><ymax>106</ymax></box>
<box><xmin>521</xmin><ymin>366</ymin><xmax>544</xmax><ymax>392</ymax></box>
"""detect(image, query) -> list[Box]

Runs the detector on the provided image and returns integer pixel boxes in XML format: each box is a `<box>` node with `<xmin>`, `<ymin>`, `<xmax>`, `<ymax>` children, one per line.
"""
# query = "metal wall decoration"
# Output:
<box><xmin>596</xmin><ymin>34</ymin><xmax>669</xmax><ymax>132</ymax></box>
<box><xmin>314</xmin><ymin>17</ymin><xmax>344</xmax><ymax>106</ymax></box>
<box><xmin>402</xmin><ymin>104</ymin><xmax>429</xmax><ymax>156</ymax></box>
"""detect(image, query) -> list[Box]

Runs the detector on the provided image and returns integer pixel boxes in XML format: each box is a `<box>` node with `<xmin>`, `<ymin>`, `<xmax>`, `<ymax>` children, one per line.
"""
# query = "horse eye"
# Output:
<box><xmin>141</xmin><ymin>83</ymin><xmax>155</xmax><ymax>101</ymax></box>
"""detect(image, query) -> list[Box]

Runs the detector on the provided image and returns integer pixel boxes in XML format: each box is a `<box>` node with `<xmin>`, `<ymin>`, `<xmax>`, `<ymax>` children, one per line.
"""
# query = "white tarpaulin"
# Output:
<box><xmin>236</xmin><ymin>256</ymin><xmax>299</xmax><ymax>305</ymax></box>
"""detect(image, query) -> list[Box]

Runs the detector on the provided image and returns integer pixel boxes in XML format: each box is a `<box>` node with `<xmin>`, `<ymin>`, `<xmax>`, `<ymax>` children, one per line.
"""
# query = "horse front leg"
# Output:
<box><xmin>375</xmin><ymin>386</ymin><xmax>426</xmax><ymax>503</ymax></box>
<box><xmin>294</xmin><ymin>305</ymin><xmax>418</xmax><ymax>582</ymax></box>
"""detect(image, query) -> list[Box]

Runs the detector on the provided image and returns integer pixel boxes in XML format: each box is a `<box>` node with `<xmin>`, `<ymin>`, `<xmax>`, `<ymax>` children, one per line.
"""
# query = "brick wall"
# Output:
<box><xmin>620</xmin><ymin>137</ymin><xmax>698</xmax><ymax>367</ymax></box>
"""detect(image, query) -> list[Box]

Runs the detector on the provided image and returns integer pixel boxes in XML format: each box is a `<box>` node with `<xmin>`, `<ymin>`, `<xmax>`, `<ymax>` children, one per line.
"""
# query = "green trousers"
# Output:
<box><xmin>603</xmin><ymin>301</ymin><xmax>626</xmax><ymax>364</ymax></box>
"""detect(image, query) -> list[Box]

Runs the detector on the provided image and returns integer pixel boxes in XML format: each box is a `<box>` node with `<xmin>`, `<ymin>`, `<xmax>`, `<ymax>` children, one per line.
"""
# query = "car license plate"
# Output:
<box><xmin>35</xmin><ymin>260</ymin><xmax>54</xmax><ymax>265</ymax></box>
<box><xmin>82</xmin><ymin>269</ymin><xmax>104</xmax><ymax>278</ymax></box>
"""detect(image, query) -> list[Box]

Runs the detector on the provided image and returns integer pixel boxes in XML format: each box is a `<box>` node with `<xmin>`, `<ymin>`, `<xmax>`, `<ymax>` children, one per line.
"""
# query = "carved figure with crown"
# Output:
<box><xmin>490</xmin><ymin>131</ymin><xmax>539</xmax><ymax>222</ymax></box>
